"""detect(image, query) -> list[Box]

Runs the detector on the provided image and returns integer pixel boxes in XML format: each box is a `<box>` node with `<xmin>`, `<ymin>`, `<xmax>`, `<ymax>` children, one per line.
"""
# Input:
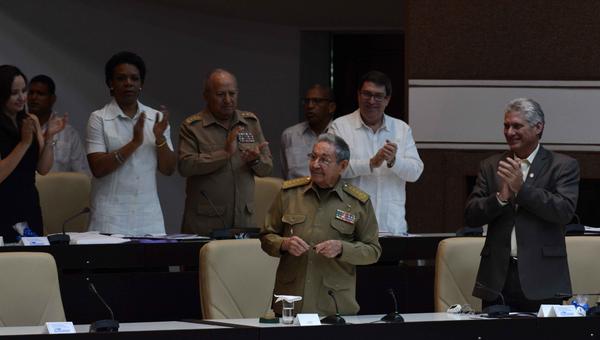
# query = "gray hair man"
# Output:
<box><xmin>466</xmin><ymin>98</ymin><xmax>579</xmax><ymax>312</ymax></box>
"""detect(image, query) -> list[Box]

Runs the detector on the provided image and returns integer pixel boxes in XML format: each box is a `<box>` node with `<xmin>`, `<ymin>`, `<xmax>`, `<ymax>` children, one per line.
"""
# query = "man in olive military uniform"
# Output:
<box><xmin>179</xmin><ymin>69</ymin><xmax>272</xmax><ymax>236</ymax></box>
<box><xmin>260</xmin><ymin>134</ymin><xmax>381</xmax><ymax>316</ymax></box>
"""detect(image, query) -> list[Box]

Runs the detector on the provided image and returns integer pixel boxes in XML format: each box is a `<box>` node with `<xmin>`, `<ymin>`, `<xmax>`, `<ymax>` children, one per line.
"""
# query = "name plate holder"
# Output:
<box><xmin>46</xmin><ymin>322</ymin><xmax>76</xmax><ymax>334</ymax></box>
<box><xmin>538</xmin><ymin>304</ymin><xmax>583</xmax><ymax>317</ymax></box>
<box><xmin>20</xmin><ymin>237</ymin><xmax>50</xmax><ymax>246</ymax></box>
<box><xmin>297</xmin><ymin>313</ymin><xmax>321</xmax><ymax>326</ymax></box>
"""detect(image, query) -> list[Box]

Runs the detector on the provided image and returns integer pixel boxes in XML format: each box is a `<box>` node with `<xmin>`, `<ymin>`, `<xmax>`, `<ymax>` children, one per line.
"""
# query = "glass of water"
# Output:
<box><xmin>281</xmin><ymin>300</ymin><xmax>295</xmax><ymax>324</ymax></box>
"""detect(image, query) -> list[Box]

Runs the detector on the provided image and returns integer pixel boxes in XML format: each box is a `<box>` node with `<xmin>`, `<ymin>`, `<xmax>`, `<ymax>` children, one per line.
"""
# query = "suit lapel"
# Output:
<box><xmin>525</xmin><ymin>145</ymin><xmax>548</xmax><ymax>186</ymax></box>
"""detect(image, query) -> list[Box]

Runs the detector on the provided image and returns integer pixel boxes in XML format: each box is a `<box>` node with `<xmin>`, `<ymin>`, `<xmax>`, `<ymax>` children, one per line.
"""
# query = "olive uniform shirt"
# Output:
<box><xmin>260</xmin><ymin>177</ymin><xmax>381</xmax><ymax>316</ymax></box>
<box><xmin>178</xmin><ymin>109</ymin><xmax>272</xmax><ymax>235</ymax></box>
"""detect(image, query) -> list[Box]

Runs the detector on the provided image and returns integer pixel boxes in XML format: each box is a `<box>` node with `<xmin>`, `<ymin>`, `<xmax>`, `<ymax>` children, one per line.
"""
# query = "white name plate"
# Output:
<box><xmin>538</xmin><ymin>304</ymin><xmax>582</xmax><ymax>317</ymax></box>
<box><xmin>297</xmin><ymin>313</ymin><xmax>321</xmax><ymax>326</ymax></box>
<box><xmin>21</xmin><ymin>237</ymin><xmax>50</xmax><ymax>246</ymax></box>
<box><xmin>46</xmin><ymin>322</ymin><xmax>76</xmax><ymax>334</ymax></box>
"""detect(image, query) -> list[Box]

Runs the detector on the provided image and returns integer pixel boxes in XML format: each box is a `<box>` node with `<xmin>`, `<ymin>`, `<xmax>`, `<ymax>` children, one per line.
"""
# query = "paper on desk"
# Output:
<box><xmin>378</xmin><ymin>231</ymin><xmax>418</xmax><ymax>237</ymax></box>
<box><xmin>124</xmin><ymin>233</ymin><xmax>210</xmax><ymax>240</ymax></box>
<box><xmin>274</xmin><ymin>295</ymin><xmax>302</xmax><ymax>303</ymax></box>
<box><xmin>584</xmin><ymin>226</ymin><xmax>600</xmax><ymax>233</ymax></box>
<box><xmin>68</xmin><ymin>232</ymin><xmax>130</xmax><ymax>245</ymax></box>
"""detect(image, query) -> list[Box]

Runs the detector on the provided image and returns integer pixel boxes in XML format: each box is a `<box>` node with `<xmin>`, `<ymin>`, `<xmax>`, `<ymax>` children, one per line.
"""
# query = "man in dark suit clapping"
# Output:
<box><xmin>465</xmin><ymin>98</ymin><xmax>580</xmax><ymax>312</ymax></box>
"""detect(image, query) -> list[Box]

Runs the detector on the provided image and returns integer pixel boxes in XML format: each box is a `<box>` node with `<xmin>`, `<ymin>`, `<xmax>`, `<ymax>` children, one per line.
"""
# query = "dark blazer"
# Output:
<box><xmin>465</xmin><ymin>145</ymin><xmax>579</xmax><ymax>301</ymax></box>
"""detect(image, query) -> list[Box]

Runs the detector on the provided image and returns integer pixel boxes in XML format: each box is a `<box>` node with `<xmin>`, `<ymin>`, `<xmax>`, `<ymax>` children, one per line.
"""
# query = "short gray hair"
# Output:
<box><xmin>505</xmin><ymin>98</ymin><xmax>545</xmax><ymax>138</ymax></box>
<box><xmin>316</xmin><ymin>133</ymin><xmax>350</xmax><ymax>163</ymax></box>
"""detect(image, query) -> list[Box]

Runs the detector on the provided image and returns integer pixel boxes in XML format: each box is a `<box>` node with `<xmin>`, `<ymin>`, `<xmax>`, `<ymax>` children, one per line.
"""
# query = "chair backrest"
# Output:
<box><xmin>434</xmin><ymin>237</ymin><xmax>484</xmax><ymax>312</ymax></box>
<box><xmin>0</xmin><ymin>252</ymin><xmax>66</xmax><ymax>326</ymax></box>
<box><xmin>254</xmin><ymin>176</ymin><xmax>283</xmax><ymax>227</ymax></box>
<box><xmin>36</xmin><ymin>172</ymin><xmax>91</xmax><ymax>235</ymax></box>
<box><xmin>566</xmin><ymin>236</ymin><xmax>600</xmax><ymax>296</ymax></box>
<box><xmin>199</xmin><ymin>239</ymin><xmax>279</xmax><ymax>319</ymax></box>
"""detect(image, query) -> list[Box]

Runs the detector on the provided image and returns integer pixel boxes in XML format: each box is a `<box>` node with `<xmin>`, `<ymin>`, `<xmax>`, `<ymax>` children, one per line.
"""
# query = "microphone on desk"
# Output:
<box><xmin>321</xmin><ymin>290</ymin><xmax>346</xmax><ymax>324</ymax></box>
<box><xmin>201</xmin><ymin>190</ymin><xmax>260</xmax><ymax>239</ymax></box>
<box><xmin>88</xmin><ymin>280</ymin><xmax>119</xmax><ymax>333</ymax></box>
<box><xmin>48</xmin><ymin>207</ymin><xmax>90</xmax><ymax>245</ymax></box>
<box><xmin>201</xmin><ymin>190</ymin><xmax>232</xmax><ymax>239</ymax></box>
<box><xmin>380</xmin><ymin>288</ymin><xmax>404</xmax><ymax>323</ymax></box>
<box><xmin>475</xmin><ymin>281</ymin><xmax>510</xmax><ymax>317</ymax></box>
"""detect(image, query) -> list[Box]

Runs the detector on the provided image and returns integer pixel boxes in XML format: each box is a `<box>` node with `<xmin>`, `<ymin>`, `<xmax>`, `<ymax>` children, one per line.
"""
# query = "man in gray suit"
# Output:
<box><xmin>465</xmin><ymin>98</ymin><xmax>579</xmax><ymax>312</ymax></box>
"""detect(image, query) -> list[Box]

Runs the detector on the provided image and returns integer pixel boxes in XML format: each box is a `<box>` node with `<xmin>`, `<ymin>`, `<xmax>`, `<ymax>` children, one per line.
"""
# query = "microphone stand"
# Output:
<box><xmin>380</xmin><ymin>288</ymin><xmax>404</xmax><ymax>323</ymax></box>
<box><xmin>201</xmin><ymin>190</ymin><xmax>260</xmax><ymax>239</ymax></box>
<box><xmin>321</xmin><ymin>290</ymin><xmax>346</xmax><ymax>324</ymax></box>
<box><xmin>88</xmin><ymin>281</ymin><xmax>119</xmax><ymax>333</ymax></box>
<box><xmin>201</xmin><ymin>190</ymin><xmax>233</xmax><ymax>239</ymax></box>
<box><xmin>48</xmin><ymin>207</ymin><xmax>90</xmax><ymax>245</ymax></box>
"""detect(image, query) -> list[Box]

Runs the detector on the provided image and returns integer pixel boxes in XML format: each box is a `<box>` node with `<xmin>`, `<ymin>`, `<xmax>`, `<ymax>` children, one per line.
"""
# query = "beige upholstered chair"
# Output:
<box><xmin>254</xmin><ymin>176</ymin><xmax>283</xmax><ymax>227</ymax></box>
<box><xmin>434</xmin><ymin>237</ymin><xmax>484</xmax><ymax>312</ymax></box>
<box><xmin>199</xmin><ymin>239</ymin><xmax>280</xmax><ymax>319</ymax></box>
<box><xmin>0</xmin><ymin>252</ymin><xmax>66</xmax><ymax>326</ymax></box>
<box><xmin>566</xmin><ymin>236</ymin><xmax>600</xmax><ymax>296</ymax></box>
<box><xmin>36</xmin><ymin>172</ymin><xmax>91</xmax><ymax>235</ymax></box>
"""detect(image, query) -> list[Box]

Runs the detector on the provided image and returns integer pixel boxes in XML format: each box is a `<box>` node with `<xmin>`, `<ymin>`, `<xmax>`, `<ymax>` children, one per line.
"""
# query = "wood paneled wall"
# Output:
<box><xmin>406</xmin><ymin>149</ymin><xmax>600</xmax><ymax>233</ymax></box>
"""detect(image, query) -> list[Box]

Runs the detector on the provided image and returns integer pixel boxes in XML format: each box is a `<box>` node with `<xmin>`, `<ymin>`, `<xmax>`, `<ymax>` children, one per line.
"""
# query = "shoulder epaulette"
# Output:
<box><xmin>282</xmin><ymin>176</ymin><xmax>311</xmax><ymax>190</ymax></box>
<box><xmin>342</xmin><ymin>183</ymin><xmax>370</xmax><ymax>203</ymax></box>
<box><xmin>184</xmin><ymin>114</ymin><xmax>202</xmax><ymax>125</ymax></box>
<box><xmin>240</xmin><ymin>111</ymin><xmax>258</xmax><ymax>120</ymax></box>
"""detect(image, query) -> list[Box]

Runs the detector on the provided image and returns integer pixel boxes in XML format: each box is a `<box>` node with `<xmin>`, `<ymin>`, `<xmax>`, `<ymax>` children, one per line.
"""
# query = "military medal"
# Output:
<box><xmin>237</xmin><ymin>128</ymin><xmax>257</xmax><ymax>151</ymax></box>
<box><xmin>335</xmin><ymin>209</ymin><xmax>355</xmax><ymax>224</ymax></box>
<box><xmin>237</xmin><ymin>129</ymin><xmax>256</xmax><ymax>143</ymax></box>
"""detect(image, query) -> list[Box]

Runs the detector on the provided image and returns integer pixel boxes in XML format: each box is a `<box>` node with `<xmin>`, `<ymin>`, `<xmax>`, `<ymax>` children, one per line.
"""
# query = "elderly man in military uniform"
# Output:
<box><xmin>179</xmin><ymin>69</ymin><xmax>272</xmax><ymax>236</ymax></box>
<box><xmin>260</xmin><ymin>134</ymin><xmax>381</xmax><ymax>316</ymax></box>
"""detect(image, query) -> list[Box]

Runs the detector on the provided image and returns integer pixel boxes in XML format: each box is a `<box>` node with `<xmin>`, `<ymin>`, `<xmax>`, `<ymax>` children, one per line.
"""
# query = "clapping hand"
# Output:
<box><xmin>45</xmin><ymin>113</ymin><xmax>68</xmax><ymax>139</ymax></box>
<box><xmin>132</xmin><ymin>112</ymin><xmax>146</xmax><ymax>147</ymax></box>
<box><xmin>240</xmin><ymin>141</ymin><xmax>268</xmax><ymax>163</ymax></box>
<box><xmin>20</xmin><ymin>116</ymin><xmax>36</xmax><ymax>145</ymax></box>
<box><xmin>153</xmin><ymin>105</ymin><xmax>170</xmax><ymax>142</ymax></box>
<box><xmin>497</xmin><ymin>157</ymin><xmax>523</xmax><ymax>194</ymax></box>
<box><xmin>225</xmin><ymin>126</ymin><xmax>243</xmax><ymax>156</ymax></box>
<box><xmin>371</xmin><ymin>140</ymin><xmax>397</xmax><ymax>169</ymax></box>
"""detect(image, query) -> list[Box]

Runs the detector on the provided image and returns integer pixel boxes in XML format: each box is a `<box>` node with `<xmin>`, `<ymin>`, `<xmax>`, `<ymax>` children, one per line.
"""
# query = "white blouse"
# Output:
<box><xmin>86</xmin><ymin>99</ymin><xmax>173</xmax><ymax>235</ymax></box>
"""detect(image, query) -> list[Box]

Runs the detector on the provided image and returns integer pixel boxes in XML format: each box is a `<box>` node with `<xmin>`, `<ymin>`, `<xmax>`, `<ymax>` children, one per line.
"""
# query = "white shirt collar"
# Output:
<box><xmin>354</xmin><ymin>110</ymin><xmax>389</xmax><ymax>132</ymax></box>
<box><xmin>518</xmin><ymin>143</ymin><xmax>540</xmax><ymax>164</ymax></box>
<box><xmin>107</xmin><ymin>99</ymin><xmax>154</xmax><ymax>121</ymax></box>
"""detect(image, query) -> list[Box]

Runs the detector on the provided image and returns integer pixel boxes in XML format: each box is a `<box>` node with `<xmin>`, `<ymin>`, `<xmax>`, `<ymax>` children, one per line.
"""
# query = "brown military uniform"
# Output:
<box><xmin>260</xmin><ymin>177</ymin><xmax>381</xmax><ymax>316</ymax></box>
<box><xmin>178</xmin><ymin>109</ymin><xmax>272</xmax><ymax>235</ymax></box>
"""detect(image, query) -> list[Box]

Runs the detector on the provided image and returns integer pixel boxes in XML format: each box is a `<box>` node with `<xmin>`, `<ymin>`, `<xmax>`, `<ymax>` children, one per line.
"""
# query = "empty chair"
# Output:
<box><xmin>199</xmin><ymin>239</ymin><xmax>279</xmax><ymax>319</ymax></box>
<box><xmin>434</xmin><ymin>237</ymin><xmax>484</xmax><ymax>312</ymax></box>
<box><xmin>0</xmin><ymin>252</ymin><xmax>66</xmax><ymax>326</ymax></box>
<box><xmin>254</xmin><ymin>176</ymin><xmax>283</xmax><ymax>227</ymax></box>
<box><xmin>36</xmin><ymin>172</ymin><xmax>91</xmax><ymax>235</ymax></box>
<box><xmin>566</xmin><ymin>236</ymin><xmax>600</xmax><ymax>297</ymax></box>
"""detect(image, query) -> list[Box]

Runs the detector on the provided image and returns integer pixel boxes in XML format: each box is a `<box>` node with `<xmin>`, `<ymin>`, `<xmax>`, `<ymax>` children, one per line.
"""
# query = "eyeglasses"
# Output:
<box><xmin>301</xmin><ymin>97</ymin><xmax>330</xmax><ymax>105</ymax></box>
<box><xmin>359</xmin><ymin>91</ymin><xmax>387</xmax><ymax>102</ymax></box>
<box><xmin>307</xmin><ymin>152</ymin><xmax>334</xmax><ymax>166</ymax></box>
